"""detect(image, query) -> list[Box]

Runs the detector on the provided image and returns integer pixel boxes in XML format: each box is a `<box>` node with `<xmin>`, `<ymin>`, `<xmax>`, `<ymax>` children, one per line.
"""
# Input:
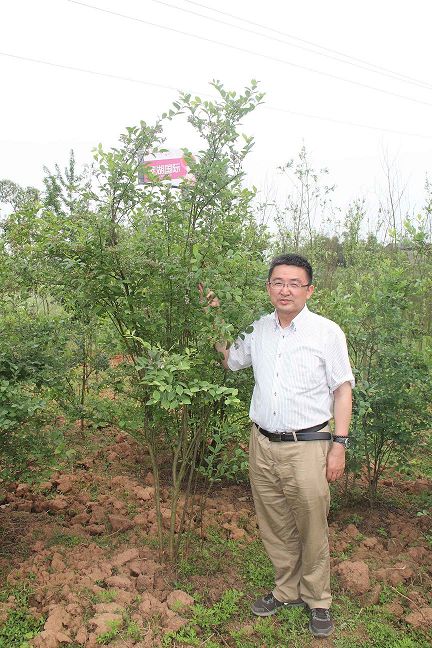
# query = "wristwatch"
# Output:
<box><xmin>332</xmin><ymin>436</ymin><xmax>350</xmax><ymax>449</ymax></box>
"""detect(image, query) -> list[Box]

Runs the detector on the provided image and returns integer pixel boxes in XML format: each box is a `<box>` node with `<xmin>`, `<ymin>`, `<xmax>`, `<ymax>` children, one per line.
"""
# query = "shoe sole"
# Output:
<box><xmin>252</xmin><ymin>601</ymin><xmax>306</xmax><ymax>617</ymax></box>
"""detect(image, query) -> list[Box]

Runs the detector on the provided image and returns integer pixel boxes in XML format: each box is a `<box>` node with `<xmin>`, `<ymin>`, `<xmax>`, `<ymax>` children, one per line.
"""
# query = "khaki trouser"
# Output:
<box><xmin>249</xmin><ymin>424</ymin><xmax>332</xmax><ymax>609</ymax></box>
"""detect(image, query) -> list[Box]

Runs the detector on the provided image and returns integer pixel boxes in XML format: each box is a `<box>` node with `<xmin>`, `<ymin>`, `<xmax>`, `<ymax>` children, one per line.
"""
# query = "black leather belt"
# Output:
<box><xmin>256</xmin><ymin>421</ymin><xmax>330</xmax><ymax>442</ymax></box>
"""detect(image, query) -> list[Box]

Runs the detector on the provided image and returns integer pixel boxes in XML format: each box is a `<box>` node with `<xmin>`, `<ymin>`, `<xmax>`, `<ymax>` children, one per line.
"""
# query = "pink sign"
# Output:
<box><xmin>143</xmin><ymin>157</ymin><xmax>187</xmax><ymax>182</ymax></box>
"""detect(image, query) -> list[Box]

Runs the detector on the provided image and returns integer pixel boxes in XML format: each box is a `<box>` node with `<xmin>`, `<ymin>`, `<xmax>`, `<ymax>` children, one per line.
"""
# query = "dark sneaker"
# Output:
<box><xmin>251</xmin><ymin>593</ymin><xmax>305</xmax><ymax>617</ymax></box>
<box><xmin>309</xmin><ymin>608</ymin><xmax>334</xmax><ymax>637</ymax></box>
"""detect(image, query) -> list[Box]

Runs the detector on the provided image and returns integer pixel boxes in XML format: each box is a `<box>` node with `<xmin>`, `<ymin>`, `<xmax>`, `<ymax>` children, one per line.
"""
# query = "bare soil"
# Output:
<box><xmin>0</xmin><ymin>427</ymin><xmax>431</xmax><ymax>647</ymax></box>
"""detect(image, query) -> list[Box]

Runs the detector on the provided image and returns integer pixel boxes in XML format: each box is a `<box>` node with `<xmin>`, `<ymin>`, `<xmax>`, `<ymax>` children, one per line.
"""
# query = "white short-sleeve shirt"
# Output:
<box><xmin>227</xmin><ymin>305</ymin><xmax>355</xmax><ymax>432</ymax></box>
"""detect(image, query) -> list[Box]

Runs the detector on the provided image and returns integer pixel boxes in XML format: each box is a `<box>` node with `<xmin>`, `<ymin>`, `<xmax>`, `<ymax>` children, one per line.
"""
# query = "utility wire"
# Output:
<box><xmin>149</xmin><ymin>0</ymin><xmax>432</xmax><ymax>92</ymax></box>
<box><xmin>185</xmin><ymin>0</ymin><xmax>432</xmax><ymax>91</ymax></box>
<box><xmin>67</xmin><ymin>0</ymin><xmax>432</xmax><ymax>110</ymax></box>
<box><xmin>263</xmin><ymin>104</ymin><xmax>432</xmax><ymax>139</ymax></box>
<box><xmin>0</xmin><ymin>51</ymin><xmax>183</xmax><ymax>93</ymax></box>
<box><xmin>2</xmin><ymin>51</ymin><xmax>431</xmax><ymax>139</ymax></box>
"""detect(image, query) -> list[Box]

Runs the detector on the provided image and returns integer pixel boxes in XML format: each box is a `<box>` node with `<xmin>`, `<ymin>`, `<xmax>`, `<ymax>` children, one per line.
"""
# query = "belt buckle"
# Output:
<box><xmin>278</xmin><ymin>430</ymin><xmax>297</xmax><ymax>442</ymax></box>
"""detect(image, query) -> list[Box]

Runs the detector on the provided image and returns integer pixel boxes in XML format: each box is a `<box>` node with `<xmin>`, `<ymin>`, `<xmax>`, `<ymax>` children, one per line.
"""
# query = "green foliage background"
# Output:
<box><xmin>0</xmin><ymin>79</ymin><xmax>431</xmax><ymax>506</ymax></box>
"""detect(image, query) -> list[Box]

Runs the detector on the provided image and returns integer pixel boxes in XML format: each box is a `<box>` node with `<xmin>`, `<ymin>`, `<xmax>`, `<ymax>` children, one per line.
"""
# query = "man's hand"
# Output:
<box><xmin>326</xmin><ymin>444</ymin><xmax>346</xmax><ymax>482</ymax></box>
<box><xmin>198</xmin><ymin>283</ymin><xmax>220</xmax><ymax>309</ymax></box>
<box><xmin>198</xmin><ymin>283</ymin><xmax>229</xmax><ymax>368</ymax></box>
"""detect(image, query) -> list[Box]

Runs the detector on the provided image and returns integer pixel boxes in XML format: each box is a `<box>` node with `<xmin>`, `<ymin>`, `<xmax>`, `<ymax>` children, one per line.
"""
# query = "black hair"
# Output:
<box><xmin>268</xmin><ymin>253</ymin><xmax>313</xmax><ymax>284</ymax></box>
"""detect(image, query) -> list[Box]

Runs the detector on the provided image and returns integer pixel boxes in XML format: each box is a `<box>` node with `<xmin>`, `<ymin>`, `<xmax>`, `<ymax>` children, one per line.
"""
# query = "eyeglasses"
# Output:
<box><xmin>268</xmin><ymin>280</ymin><xmax>310</xmax><ymax>290</ymax></box>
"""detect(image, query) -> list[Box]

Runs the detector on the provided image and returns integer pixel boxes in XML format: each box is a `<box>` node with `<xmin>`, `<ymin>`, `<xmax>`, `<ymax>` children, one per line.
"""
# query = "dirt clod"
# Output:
<box><xmin>335</xmin><ymin>560</ymin><xmax>370</xmax><ymax>594</ymax></box>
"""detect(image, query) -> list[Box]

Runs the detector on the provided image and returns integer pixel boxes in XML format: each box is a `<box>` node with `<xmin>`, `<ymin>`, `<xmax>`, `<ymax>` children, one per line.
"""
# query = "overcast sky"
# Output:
<box><xmin>1</xmin><ymin>0</ymin><xmax>432</xmax><ymax>225</ymax></box>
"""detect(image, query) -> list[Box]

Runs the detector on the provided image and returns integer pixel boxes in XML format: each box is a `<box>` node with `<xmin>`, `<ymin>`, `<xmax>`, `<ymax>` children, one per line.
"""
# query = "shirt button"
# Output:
<box><xmin>274</xmin><ymin>392</ymin><xmax>277</xmax><ymax>396</ymax></box>
<box><xmin>273</xmin><ymin>411</ymin><xmax>276</xmax><ymax>416</ymax></box>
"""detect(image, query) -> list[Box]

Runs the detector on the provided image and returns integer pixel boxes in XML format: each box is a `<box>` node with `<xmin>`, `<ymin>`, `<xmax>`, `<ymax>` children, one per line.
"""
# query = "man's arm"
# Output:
<box><xmin>199</xmin><ymin>283</ymin><xmax>253</xmax><ymax>371</ymax></box>
<box><xmin>215</xmin><ymin>341</ymin><xmax>230</xmax><ymax>369</ymax></box>
<box><xmin>326</xmin><ymin>381</ymin><xmax>352</xmax><ymax>482</ymax></box>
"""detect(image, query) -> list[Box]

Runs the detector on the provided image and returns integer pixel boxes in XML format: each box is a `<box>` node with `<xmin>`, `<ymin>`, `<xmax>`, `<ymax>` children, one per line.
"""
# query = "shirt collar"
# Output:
<box><xmin>272</xmin><ymin>304</ymin><xmax>311</xmax><ymax>331</ymax></box>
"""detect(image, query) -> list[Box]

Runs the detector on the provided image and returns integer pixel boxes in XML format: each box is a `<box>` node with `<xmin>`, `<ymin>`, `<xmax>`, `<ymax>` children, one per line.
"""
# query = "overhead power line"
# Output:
<box><xmin>185</xmin><ymin>0</ymin><xmax>432</xmax><ymax>91</ymax></box>
<box><xmin>2</xmin><ymin>51</ymin><xmax>431</xmax><ymax>140</ymax></box>
<box><xmin>67</xmin><ymin>0</ymin><xmax>432</xmax><ymax>110</ymax></box>
<box><xmin>263</xmin><ymin>104</ymin><xmax>432</xmax><ymax>139</ymax></box>
<box><xmin>0</xmin><ymin>51</ymin><xmax>182</xmax><ymax>93</ymax></box>
<box><xmin>149</xmin><ymin>0</ymin><xmax>432</xmax><ymax>92</ymax></box>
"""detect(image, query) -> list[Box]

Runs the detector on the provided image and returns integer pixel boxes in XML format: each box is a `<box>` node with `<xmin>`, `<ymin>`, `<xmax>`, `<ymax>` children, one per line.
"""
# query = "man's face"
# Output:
<box><xmin>266</xmin><ymin>264</ymin><xmax>314</xmax><ymax>322</ymax></box>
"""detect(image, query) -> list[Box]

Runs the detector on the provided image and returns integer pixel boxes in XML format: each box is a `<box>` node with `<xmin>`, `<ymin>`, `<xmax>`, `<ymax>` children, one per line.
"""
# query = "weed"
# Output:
<box><xmin>92</xmin><ymin>535</ymin><xmax>111</xmax><ymax>548</ymax></box>
<box><xmin>416</xmin><ymin>509</ymin><xmax>430</xmax><ymax>517</ymax></box>
<box><xmin>0</xmin><ymin>607</ymin><xmax>45</xmax><ymax>648</ymax></box>
<box><xmin>379</xmin><ymin>585</ymin><xmax>396</xmax><ymax>605</ymax></box>
<box><xmin>253</xmin><ymin>611</ymin><xmax>307</xmax><ymax>648</ymax></box>
<box><xmin>96</xmin><ymin>618</ymin><xmax>122</xmax><ymax>644</ymax></box>
<box><xmin>240</xmin><ymin>540</ymin><xmax>274</xmax><ymax>589</ymax></box>
<box><xmin>391</xmin><ymin>582</ymin><xmax>408</xmax><ymax>598</ymax></box>
<box><xmin>363</xmin><ymin>618</ymin><xmax>429</xmax><ymax>648</ymax></box>
<box><xmin>278</xmin><ymin>605</ymin><xmax>307</xmax><ymax>632</ymax></box>
<box><xmin>0</xmin><ymin>584</ymin><xmax>45</xmax><ymax>648</ymax></box>
<box><xmin>143</xmin><ymin>534</ymin><xmax>162</xmax><ymax>550</ymax></box>
<box><xmin>169</xmin><ymin>599</ymin><xmax>191</xmax><ymax>615</ymax></box>
<box><xmin>332</xmin><ymin>595</ymin><xmax>364</xmax><ymax>633</ymax></box>
<box><xmin>338</xmin><ymin>542</ymin><xmax>354</xmax><ymax>560</ymax></box>
<box><xmin>46</xmin><ymin>531</ymin><xmax>84</xmax><ymax>548</ymax></box>
<box><xmin>192</xmin><ymin>589</ymin><xmax>243</xmax><ymax>630</ymax></box>
<box><xmin>125</xmin><ymin>619</ymin><xmax>142</xmax><ymax>641</ymax></box>
<box><xmin>176</xmin><ymin>529</ymin><xmax>234</xmax><ymax>581</ymax></box>
<box><xmin>331</xmin><ymin>595</ymin><xmax>431</xmax><ymax>648</ymax></box>
<box><xmin>229</xmin><ymin>627</ymin><xmax>256</xmax><ymax>648</ymax></box>
<box><xmin>0</xmin><ymin>584</ymin><xmax>31</xmax><ymax>606</ymax></box>
<box><xmin>88</xmin><ymin>483</ymin><xmax>100</xmax><ymax>500</ymax></box>
<box><xmin>237</xmin><ymin>515</ymin><xmax>249</xmax><ymax>529</ymax></box>
<box><xmin>91</xmin><ymin>589</ymin><xmax>117</xmax><ymax>604</ymax></box>
<box><xmin>126</xmin><ymin>502</ymin><xmax>138</xmax><ymax>517</ymax></box>
<box><xmin>172</xmin><ymin>580</ymin><xmax>196</xmax><ymax>598</ymax></box>
<box><xmin>162</xmin><ymin>626</ymin><xmax>200</xmax><ymax>646</ymax></box>
<box><xmin>163</xmin><ymin>589</ymin><xmax>243</xmax><ymax>646</ymax></box>
<box><xmin>345</xmin><ymin>513</ymin><xmax>364</xmax><ymax>526</ymax></box>
<box><xmin>336</xmin><ymin>638</ymin><xmax>426</xmax><ymax>648</ymax></box>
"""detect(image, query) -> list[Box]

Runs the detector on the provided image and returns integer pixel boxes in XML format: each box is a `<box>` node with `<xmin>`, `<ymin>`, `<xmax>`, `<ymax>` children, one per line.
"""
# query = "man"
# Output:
<box><xmin>208</xmin><ymin>253</ymin><xmax>354</xmax><ymax>638</ymax></box>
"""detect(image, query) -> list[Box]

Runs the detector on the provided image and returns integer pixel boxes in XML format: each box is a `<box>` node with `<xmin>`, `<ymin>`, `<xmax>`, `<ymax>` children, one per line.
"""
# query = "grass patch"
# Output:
<box><xmin>334</xmin><ymin>616</ymin><xmax>431</xmax><ymax>648</ymax></box>
<box><xmin>176</xmin><ymin>528</ymin><xmax>237</xmax><ymax>581</ymax></box>
<box><xmin>240</xmin><ymin>539</ymin><xmax>273</xmax><ymax>590</ymax></box>
<box><xmin>331</xmin><ymin>596</ymin><xmax>431</xmax><ymax>648</ymax></box>
<box><xmin>251</xmin><ymin>607</ymin><xmax>309</xmax><ymax>648</ymax></box>
<box><xmin>96</xmin><ymin>618</ymin><xmax>123</xmax><ymax>644</ymax></box>
<box><xmin>91</xmin><ymin>589</ymin><xmax>118</xmax><ymax>604</ymax></box>
<box><xmin>91</xmin><ymin>530</ymin><xmax>133</xmax><ymax>549</ymax></box>
<box><xmin>163</xmin><ymin>589</ymin><xmax>243</xmax><ymax>646</ymax></box>
<box><xmin>46</xmin><ymin>531</ymin><xmax>85</xmax><ymax>548</ymax></box>
<box><xmin>0</xmin><ymin>584</ymin><xmax>45</xmax><ymax>648</ymax></box>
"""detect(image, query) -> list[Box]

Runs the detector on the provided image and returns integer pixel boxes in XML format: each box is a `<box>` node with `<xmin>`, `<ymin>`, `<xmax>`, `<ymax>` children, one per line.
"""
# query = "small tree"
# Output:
<box><xmin>19</xmin><ymin>81</ymin><xmax>268</xmax><ymax>558</ymax></box>
<box><xmin>274</xmin><ymin>145</ymin><xmax>336</xmax><ymax>251</ymax></box>
<box><xmin>322</xmin><ymin>254</ymin><xmax>432</xmax><ymax>500</ymax></box>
